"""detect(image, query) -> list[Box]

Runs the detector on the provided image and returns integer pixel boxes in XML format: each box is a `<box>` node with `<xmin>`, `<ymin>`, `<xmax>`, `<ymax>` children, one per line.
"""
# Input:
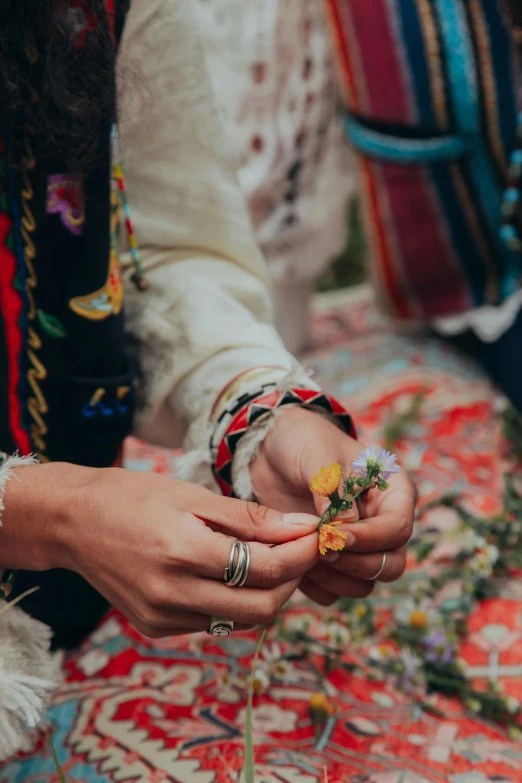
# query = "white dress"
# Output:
<box><xmin>196</xmin><ymin>0</ymin><xmax>355</xmax><ymax>349</ymax></box>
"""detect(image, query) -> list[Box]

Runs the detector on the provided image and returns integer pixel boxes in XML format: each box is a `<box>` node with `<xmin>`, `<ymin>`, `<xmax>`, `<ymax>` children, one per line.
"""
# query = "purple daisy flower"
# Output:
<box><xmin>352</xmin><ymin>446</ymin><xmax>400</xmax><ymax>480</ymax></box>
<box><xmin>424</xmin><ymin>630</ymin><xmax>455</xmax><ymax>664</ymax></box>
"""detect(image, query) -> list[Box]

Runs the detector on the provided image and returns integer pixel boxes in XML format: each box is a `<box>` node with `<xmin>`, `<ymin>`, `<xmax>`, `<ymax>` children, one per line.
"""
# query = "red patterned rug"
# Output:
<box><xmin>2</xmin><ymin>287</ymin><xmax>521</xmax><ymax>783</ymax></box>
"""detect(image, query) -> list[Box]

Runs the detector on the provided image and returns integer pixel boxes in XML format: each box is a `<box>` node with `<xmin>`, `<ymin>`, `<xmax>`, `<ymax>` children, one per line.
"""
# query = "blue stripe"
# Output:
<box><xmin>396</xmin><ymin>0</ymin><xmax>437</xmax><ymax>129</ymax></box>
<box><xmin>433</xmin><ymin>0</ymin><xmax>520</xmax><ymax>299</ymax></box>
<box><xmin>345</xmin><ymin>117</ymin><xmax>469</xmax><ymax>163</ymax></box>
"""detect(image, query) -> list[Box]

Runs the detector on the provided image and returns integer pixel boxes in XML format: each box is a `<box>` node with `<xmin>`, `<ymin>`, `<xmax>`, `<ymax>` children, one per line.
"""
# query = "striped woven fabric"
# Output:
<box><xmin>325</xmin><ymin>0</ymin><xmax>521</xmax><ymax>320</ymax></box>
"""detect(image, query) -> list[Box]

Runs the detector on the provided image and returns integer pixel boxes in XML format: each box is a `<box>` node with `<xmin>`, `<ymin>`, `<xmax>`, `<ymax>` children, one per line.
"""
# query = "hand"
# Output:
<box><xmin>251</xmin><ymin>408</ymin><xmax>417</xmax><ymax>606</ymax></box>
<box><xmin>2</xmin><ymin>462</ymin><xmax>320</xmax><ymax>636</ymax></box>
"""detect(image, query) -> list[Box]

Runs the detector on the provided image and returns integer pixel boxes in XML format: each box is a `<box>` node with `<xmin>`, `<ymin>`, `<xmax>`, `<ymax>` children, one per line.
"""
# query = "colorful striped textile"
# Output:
<box><xmin>325</xmin><ymin>0</ymin><xmax>521</xmax><ymax>320</ymax></box>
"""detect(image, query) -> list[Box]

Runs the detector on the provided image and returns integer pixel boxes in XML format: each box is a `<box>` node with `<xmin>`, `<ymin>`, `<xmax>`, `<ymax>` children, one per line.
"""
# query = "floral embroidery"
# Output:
<box><xmin>46</xmin><ymin>174</ymin><xmax>85</xmax><ymax>237</ymax></box>
<box><xmin>36</xmin><ymin>310</ymin><xmax>66</xmax><ymax>339</ymax></box>
<box><xmin>69</xmin><ymin>184</ymin><xmax>123</xmax><ymax>320</ymax></box>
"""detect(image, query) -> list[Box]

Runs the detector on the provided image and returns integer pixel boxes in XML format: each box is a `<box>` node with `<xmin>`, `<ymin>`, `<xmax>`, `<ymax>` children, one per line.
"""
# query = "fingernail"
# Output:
<box><xmin>324</xmin><ymin>551</ymin><xmax>341</xmax><ymax>563</ymax></box>
<box><xmin>344</xmin><ymin>531</ymin><xmax>357</xmax><ymax>548</ymax></box>
<box><xmin>283</xmin><ymin>513</ymin><xmax>321</xmax><ymax>527</ymax></box>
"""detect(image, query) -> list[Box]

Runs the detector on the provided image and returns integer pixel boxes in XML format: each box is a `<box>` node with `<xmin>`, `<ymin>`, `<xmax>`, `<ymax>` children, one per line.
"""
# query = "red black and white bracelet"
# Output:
<box><xmin>210</xmin><ymin>384</ymin><xmax>355</xmax><ymax>497</ymax></box>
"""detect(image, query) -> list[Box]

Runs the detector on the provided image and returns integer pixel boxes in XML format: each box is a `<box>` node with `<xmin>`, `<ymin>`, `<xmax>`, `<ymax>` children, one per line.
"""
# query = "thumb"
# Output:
<box><xmin>195</xmin><ymin>494</ymin><xmax>320</xmax><ymax>545</ymax></box>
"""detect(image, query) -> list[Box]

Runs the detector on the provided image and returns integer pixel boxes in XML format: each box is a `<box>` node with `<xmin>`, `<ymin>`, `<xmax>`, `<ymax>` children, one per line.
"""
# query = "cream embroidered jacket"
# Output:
<box><xmin>119</xmin><ymin>0</ymin><xmax>304</xmax><ymax>475</ymax></box>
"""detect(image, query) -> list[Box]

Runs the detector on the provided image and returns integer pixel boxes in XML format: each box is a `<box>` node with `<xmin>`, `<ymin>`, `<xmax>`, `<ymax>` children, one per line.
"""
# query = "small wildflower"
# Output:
<box><xmin>465</xmin><ymin>698</ymin><xmax>482</xmax><ymax>714</ymax></box>
<box><xmin>321</xmin><ymin>621</ymin><xmax>351</xmax><ymax>649</ymax></box>
<box><xmin>508</xmin><ymin>726</ymin><xmax>522</xmax><ymax>742</ymax></box>
<box><xmin>368</xmin><ymin>644</ymin><xmax>394</xmax><ymax>662</ymax></box>
<box><xmin>353</xmin><ymin>447</ymin><xmax>400</xmax><ymax>481</ymax></box>
<box><xmin>309</xmin><ymin>693</ymin><xmax>335</xmax><ymax>716</ymax></box>
<box><xmin>506</xmin><ymin>696</ymin><xmax>520</xmax><ymax>714</ymax></box>
<box><xmin>396</xmin><ymin>650</ymin><xmax>425</xmax><ymax>696</ymax></box>
<box><xmin>354</xmin><ymin>605</ymin><xmax>367</xmax><ymax>619</ymax></box>
<box><xmin>468</xmin><ymin>544</ymin><xmax>499</xmax><ymax>578</ymax></box>
<box><xmin>424</xmin><ymin>629</ymin><xmax>455</xmax><ymax>664</ymax></box>
<box><xmin>310</xmin><ymin>462</ymin><xmax>342</xmax><ymax>499</ymax></box>
<box><xmin>252</xmin><ymin>667</ymin><xmax>270</xmax><ymax>695</ymax></box>
<box><xmin>270</xmin><ymin>659</ymin><xmax>293</xmax><ymax>681</ymax></box>
<box><xmin>319</xmin><ymin>520</ymin><xmax>347</xmax><ymax>556</ymax></box>
<box><xmin>285</xmin><ymin>613</ymin><xmax>314</xmax><ymax>635</ymax></box>
<box><xmin>395</xmin><ymin>598</ymin><xmax>441</xmax><ymax>630</ymax></box>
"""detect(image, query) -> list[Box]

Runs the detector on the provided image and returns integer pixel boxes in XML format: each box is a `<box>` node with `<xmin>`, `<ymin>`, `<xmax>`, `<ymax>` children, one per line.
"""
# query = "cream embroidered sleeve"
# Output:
<box><xmin>117</xmin><ymin>0</ymin><xmax>305</xmax><ymax>478</ymax></box>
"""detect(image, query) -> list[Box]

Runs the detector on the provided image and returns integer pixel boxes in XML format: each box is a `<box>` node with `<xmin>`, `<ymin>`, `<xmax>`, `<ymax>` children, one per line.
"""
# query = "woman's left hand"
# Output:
<box><xmin>251</xmin><ymin>407</ymin><xmax>417</xmax><ymax>606</ymax></box>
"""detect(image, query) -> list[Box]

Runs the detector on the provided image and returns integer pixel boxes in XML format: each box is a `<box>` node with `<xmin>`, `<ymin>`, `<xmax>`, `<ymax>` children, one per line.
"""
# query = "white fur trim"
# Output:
<box><xmin>232</xmin><ymin>413</ymin><xmax>277</xmax><ymax>500</ymax></box>
<box><xmin>0</xmin><ymin>453</ymin><xmax>60</xmax><ymax>762</ymax></box>
<box><xmin>0</xmin><ymin>602</ymin><xmax>61</xmax><ymax>761</ymax></box>
<box><xmin>0</xmin><ymin>454</ymin><xmax>38</xmax><ymax>525</ymax></box>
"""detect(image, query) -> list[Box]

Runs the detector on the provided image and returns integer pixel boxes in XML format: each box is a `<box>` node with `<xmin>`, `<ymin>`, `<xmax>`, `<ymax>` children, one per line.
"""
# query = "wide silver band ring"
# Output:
<box><xmin>224</xmin><ymin>541</ymin><xmax>251</xmax><ymax>588</ymax></box>
<box><xmin>369</xmin><ymin>552</ymin><xmax>387</xmax><ymax>581</ymax></box>
<box><xmin>208</xmin><ymin>617</ymin><xmax>234</xmax><ymax>637</ymax></box>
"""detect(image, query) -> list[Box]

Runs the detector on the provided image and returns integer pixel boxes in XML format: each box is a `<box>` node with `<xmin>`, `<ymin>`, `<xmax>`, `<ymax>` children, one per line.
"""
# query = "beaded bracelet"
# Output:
<box><xmin>210</xmin><ymin>386</ymin><xmax>354</xmax><ymax>497</ymax></box>
<box><xmin>501</xmin><ymin>111</ymin><xmax>522</xmax><ymax>253</ymax></box>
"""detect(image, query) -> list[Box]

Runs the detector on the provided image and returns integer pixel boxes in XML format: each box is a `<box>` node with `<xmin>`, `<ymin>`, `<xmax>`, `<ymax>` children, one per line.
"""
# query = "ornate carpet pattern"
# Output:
<box><xmin>2</xmin><ymin>287</ymin><xmax>521</xmax><ymax>783</ymax></box>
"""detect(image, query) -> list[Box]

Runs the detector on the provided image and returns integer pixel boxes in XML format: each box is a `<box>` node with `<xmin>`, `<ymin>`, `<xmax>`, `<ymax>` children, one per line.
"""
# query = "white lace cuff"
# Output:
<box><xmin>0</xmin><ymin>453</ymin><xmax>39</xmax><ymax>525</ymax></box>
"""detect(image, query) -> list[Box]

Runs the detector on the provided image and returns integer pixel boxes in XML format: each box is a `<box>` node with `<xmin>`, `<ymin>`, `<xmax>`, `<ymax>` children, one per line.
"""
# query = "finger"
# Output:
<box><xmin>299</xmin><ymin>575</ymin><xmax>337</xmax><ymax>607</ymax></box>
<box><xmin>140</xmin><ymin>621</ymin><xmax>255</xmax><ymax>639</ymax></box>
<box><xmin>189</xmin><ymin>577</ymin><xmax>301</xmax><ymax>626</ymax></box>
<box><xmin>313</xmin><ymin>492</ymin><xmax>359</xmax><ymax>523</ymax></box>
<box><xmin>195</xmin><ymin>527</ymin><xmax>319</xmax><ymax>588</ymax></box>
<box><xmin>339</xmin><ymin>482</ymin><xmax>416</xmax><ymax>553</ymax></box>
<box><xmin>329</xmin><ymin>547</ymin><xmax>407</xmax><ymax>583</ymax></box>
<box><xmin>194</xmin><ymin>491</ymin><xmax>320</xmax><ymax>544</ymax></box>
<box><xmin>305</xmin><ymin>563</ymin><xmax>375</xmax><ymax>599</ymax></box>
<box><xmin>131</xmin><ymin>607</ymin><xmax>255</xmax><ymax>638</ymax></box>
<box><xmin>357</xmin><ymin>472</ymin><xmax>417</xmax><ymax>520</ymax></box>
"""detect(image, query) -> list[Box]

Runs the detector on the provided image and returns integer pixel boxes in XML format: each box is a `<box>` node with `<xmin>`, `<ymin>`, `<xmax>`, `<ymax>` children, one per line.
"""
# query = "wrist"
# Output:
<box><xmin>0</xmin><ymin>461</ymin><xmax>95</xmax><ymax>572</ymax></box>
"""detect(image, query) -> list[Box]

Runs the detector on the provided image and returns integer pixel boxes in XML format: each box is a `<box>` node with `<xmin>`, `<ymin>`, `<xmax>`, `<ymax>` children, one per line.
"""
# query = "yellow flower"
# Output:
<box><xmin>319</xmin><ymin>521</ymin><xmax>347</xmax><ymax>556</ymax></box>
<box><xmin>309</xmin><ymin>693</ymin><xmax>335</xmax><ymax>716</ymax></box>
<box><xmin>409</xmin><ymin>610</ymin><xmax>428</xmax><ymax>629</ymax></box>
<box><xmin>310</xmin><ymin>462</ymin><xmax>342</xmax><ymax>498</ymax></box>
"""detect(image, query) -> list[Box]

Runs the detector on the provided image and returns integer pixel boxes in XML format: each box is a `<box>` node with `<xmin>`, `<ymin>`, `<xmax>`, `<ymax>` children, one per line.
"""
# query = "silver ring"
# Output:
<box><xmin>224</xmin><ymin>541</ymin><xmax>251</xmax><ymax>588</ymax></box>
<box><xmin>369</xmin><ymin>552</ymin><xmax>387</xmax><ymax>581</ymax></box>
<box><xmin>208</xmin><ymin>617</ymin><xmax>234</xmax><ymax>637</ymax></box>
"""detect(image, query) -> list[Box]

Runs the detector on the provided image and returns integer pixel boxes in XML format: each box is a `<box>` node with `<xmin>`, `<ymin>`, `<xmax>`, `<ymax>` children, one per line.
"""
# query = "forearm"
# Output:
<box><xmin>0</xmin><ymin>460</ymin><xmax>88</xmax><ymax>573</ymax></box>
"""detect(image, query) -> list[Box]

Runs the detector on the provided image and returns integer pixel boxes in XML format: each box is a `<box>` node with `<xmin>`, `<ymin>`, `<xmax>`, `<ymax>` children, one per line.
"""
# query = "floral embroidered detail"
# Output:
<box><xmin>69</xmin><ymin>185</ymin><xmax>123</xmax><ymax>320</ymax></box>
<box><xmin>46</xmin><ymin>174</ymin><xmax>85</xmax><ymax>237</ymax></box>
<box><xmin>36</xmin><ymin>310</ymin><xmax>66</xmax><ymax>339</ymax></box>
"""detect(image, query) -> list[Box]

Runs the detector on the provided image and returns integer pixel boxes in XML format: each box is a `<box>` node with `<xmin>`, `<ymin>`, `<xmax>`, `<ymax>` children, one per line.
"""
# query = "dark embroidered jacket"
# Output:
<box><xmin>0</xmin><ymin>1</ymin><xmax>136</xmax><ymax>646</ymax></box>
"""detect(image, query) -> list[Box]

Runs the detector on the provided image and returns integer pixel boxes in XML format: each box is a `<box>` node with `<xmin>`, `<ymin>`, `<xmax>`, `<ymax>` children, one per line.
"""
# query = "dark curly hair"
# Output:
<box><xmin>0</xmin><ymin>0</ymin><xmax>122</xmax><ymax>170</ymax></box>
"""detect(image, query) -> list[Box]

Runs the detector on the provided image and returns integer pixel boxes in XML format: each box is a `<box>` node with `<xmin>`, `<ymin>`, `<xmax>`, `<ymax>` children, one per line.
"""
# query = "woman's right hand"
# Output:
<box><xmin>2</xmin><ymin>463</ymin><xmax>320</xmax><ymax>637</ymax></box>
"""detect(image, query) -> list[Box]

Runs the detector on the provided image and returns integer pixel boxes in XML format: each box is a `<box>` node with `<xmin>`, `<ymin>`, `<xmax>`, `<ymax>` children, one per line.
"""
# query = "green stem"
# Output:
<box><xmin>47</xmin><ymin>732</ymin><xmax>67</xmax><ymax>783</ymax></box>
<box><xmin>318</xmin><ymin>478</ymin><xmax>376</xmax><ymax>528</ymax></box>
<box><xmin>244</xmin><ymin>628</ymin><xmax>267</xmax><ymax>783</ymax></box>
